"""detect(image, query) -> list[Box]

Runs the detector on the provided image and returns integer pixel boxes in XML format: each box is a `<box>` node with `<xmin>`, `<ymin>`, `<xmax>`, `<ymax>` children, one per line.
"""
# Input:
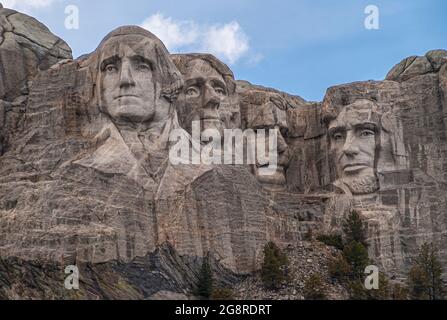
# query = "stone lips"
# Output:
<box><xmin>0</xmin><ymin>7</ymin><xmax>447</xmax><ymax>299</ymax></box>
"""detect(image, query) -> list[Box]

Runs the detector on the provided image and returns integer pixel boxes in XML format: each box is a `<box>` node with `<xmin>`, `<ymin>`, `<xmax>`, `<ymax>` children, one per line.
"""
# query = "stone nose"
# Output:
<box><xmin>119</xmin><ymin>60</ymin><xmax>136</xmax><ymax>88</ymax></box>
<box><xmin>277</xmin><ymin>130</ymin><xmax>288</xmax><ymax>153</ymax></box>
<box><xmin>203</xmin><ymin>84</ymin><xmax>220</xmax><ymax>111</ymax></box>
<box><xmin>342</xmin><ymin>131</ymin><xmax>360</xmax><ymax>156</ymax></box>
<box><xmin>276</xmin><ymin>128</ymin><xmax>290</xmax><ymax>166</ymax></box>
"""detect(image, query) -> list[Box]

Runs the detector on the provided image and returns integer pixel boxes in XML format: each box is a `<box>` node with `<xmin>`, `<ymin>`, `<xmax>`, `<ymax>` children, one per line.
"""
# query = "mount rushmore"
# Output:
<box><xmin>0</xmin><ymin>7</ymin><xmax>447</xmax><ymax>299</ymax></box>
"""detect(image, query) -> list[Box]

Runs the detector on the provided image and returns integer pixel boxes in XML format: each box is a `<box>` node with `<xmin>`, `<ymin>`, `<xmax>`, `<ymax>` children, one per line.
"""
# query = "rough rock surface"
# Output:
<box><xmin>233</xmin><ymin>242</ymin><xmax>349</xmax><ymax>300</ymax></box>
<box><xmin>323</xmin><ymin>62</ymin><xmax>447</xmax><ymax>281</ymax></box>
<box><xmin>0</xmin><ymin>7</ymin><xmax>72</xmax><ymax>157</ymax></box>
<box><xmin>0</xmin><ymin>8</ymin><xmax>447</xmax><ymax>300</ymax></box>
<box><xmin>386</xmin><ymin>50</ymin><xmax>447</xmax><ymax>82</ymax></box>
<box><xmin>0</xmin><ymin>8</ymin><xmax>72</xmax><ymax>101</ymax></box>
<box><xmin>0</xmin><ymin>244</ymin><xmax>242</xmax><ymax>299</ymax></box>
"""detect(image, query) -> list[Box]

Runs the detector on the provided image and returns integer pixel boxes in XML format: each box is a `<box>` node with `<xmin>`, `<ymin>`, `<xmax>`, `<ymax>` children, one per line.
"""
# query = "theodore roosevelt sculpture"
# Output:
<box><xmin>239</xmin><ymin>86</ymin><xmax>291</xmax><ymax>190</ymax></box>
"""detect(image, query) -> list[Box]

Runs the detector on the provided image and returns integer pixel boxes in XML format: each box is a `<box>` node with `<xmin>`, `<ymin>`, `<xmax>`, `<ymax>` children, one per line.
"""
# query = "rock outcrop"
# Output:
<box><xmin>323</xmin><ymin>52</ymin><xmax>447</xmax><ymax>280</ymax></box>
<box><xmin>0</xmin><ymin>7</ymin><xmax>447</xmax><ymax>299</ymax></box>
<box><xmin>0</xmin><ymin>7</ymin><xmax>72</xmax><ymax>101</ymax></box>
<box><xmin>233</xmin><ymin>242</ymin><xmax>349</xmax><ymax>300</ymax></box>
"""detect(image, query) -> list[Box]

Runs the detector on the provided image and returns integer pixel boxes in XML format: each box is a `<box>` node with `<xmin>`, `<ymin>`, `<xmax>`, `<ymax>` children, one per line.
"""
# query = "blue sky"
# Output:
<box><xmin>4</xmin><ymin>0</ymin><xmax>446</xmax><ymax>101</ymax></box>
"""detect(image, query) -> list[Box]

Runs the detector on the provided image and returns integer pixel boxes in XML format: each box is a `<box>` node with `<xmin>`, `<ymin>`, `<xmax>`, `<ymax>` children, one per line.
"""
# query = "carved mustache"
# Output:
<box><xmin>342</xmin><ymin>163</ymin><xmax>370</xmax><ymax>170</ymax></box>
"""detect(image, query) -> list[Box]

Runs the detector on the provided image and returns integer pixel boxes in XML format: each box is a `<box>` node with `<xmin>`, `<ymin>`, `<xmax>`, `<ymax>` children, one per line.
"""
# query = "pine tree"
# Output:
<box><xmin>261</xmin><ymin>242</ymin><xmax>288</xmax><ymax>290</ymax></box>
<box><xmin>196</xmin><ymin>255</ymin><xmax>213</xmax><ymax>299</ymax></box>
<box><xmin>333</xmin><ymin>209</ymin><xmax>378</xmax><ymax>300</ymax></box>
<box><xmin>343</xmin><ymin>241</ymin><xmax>370</xmax><ymax>280</ymax></box>
<box><xmin>328</xmin><ymin>252</ymin><xmax>352</xmax><ymax>281</ymax></box>
<box><xmin>343</xmin><ymin>210</ymin><xmax>368</xmax><ymax>247</ymax></box>
<box><xmin>304</xmin><ymin>274</ymin><xmax>327</xmax><ymax>300</ymax></box>
<box><xmin>408</xmin><ymin>242</ymin><xmax>444</xmax><ymax>300</ymax></box>
<box><xmin>367</xmin><ymin>273</ymin><xmax>391</xmax><ymax>300</ymax></box>
<box><xmin>391</xmin><ymin>283</ymin><xmax>409</xmax><ymax>300</ymax></box>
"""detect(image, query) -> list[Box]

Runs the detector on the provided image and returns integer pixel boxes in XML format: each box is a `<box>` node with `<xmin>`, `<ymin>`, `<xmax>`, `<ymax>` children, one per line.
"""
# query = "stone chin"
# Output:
<box><xmin>105</xmin><ymin>99</ymin><xmax>155</xmax><ymax>123</ymax></box>
<box><xmin>201</xmin><ymin>118</ymin><xmax>225</xmax><ymax>134</ymax></box>
<box><xmin>336</xmin><ymin>174</ymin><xmax>380</xmax><ymax>196</ymax></box>
<box><xmin>256</xmin><ymin>166</ymin><xmax>287</xmax><ymax>189</ymax></box>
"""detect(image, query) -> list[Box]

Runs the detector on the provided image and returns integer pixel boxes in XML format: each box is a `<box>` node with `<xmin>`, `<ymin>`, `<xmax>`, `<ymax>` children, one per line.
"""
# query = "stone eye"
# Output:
<box><xmin>137</xmin><ymin>63</ymin><xmax>151</xmax><ymax>72</ymax></box>
<box><xmin>186</xmin><ymin>87</ymin><xmax>199</xmax><ymax>97</ymax></box>
<box><xmin>214</xmin><ymin>87</ymin><xmax>226</xmax><ymax>96</ymax></box>
<box><xmin>105</xmin><ymin>64</ymin><xmax>117</xmax><ymax>73</ymax></box>
<box><xmin>360</xmin><ymin>129</ymin><xmax>375</xmax><ymax>137</ymax></box>
<box><xmin>332</xmin><ymin>132</ymin><xmax>344</xmax><ymax>141</ymax></box>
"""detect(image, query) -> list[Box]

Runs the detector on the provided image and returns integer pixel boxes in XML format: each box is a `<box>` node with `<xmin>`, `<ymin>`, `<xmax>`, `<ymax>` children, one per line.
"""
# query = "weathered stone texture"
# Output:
<box><xmin>323</xmin><ymin>56</ymin><xmax>447</xmax><ymax>280</ymax></box>
<box><xmin>0</xmin><ymin>8</ymin><xmax>72</xmax><ymax>101</ymax></box>
<box><xmin>1</xmin><ymin>8</ymin><xmax>447</xmax><ymax>299</ymax></box>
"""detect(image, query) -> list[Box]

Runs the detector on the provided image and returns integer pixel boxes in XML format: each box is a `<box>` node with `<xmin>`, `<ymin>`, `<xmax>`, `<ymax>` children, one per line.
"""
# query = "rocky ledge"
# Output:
<box><xmin>1</xmin><ymin>7</ymin><xmax>447</xmax><ymax>299</ymax></box>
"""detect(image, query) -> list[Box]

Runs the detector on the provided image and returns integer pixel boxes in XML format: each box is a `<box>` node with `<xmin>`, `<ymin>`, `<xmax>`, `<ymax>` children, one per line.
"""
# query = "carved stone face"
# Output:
<box><xmin>244</xmin><ymin>93</ymin><xmax>290</xmax><ymax>189</ymax></box>
<box><xmin>179</xmin><ymin>59</ymin><xmax>228</xmax><ymax>135</ymax></box>
<box><xmin>328</xmin><ymin>100</ymin><xmax>380</xmax><ymax>194</ymax></box>
<box><xmin>98</xmin><ymin>34</ymin><xmax>167</xmax><ymax>124</ymax></box>
<box><xmin>254</xmin><ymin>109</ymin><xmax>290</xmax><ymax>188</ymax></box>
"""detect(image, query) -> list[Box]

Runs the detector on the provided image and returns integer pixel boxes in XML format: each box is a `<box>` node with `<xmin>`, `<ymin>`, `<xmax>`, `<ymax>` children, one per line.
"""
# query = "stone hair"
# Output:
<box><xmin>91</xmin><ymin>26</ymin><xmax>183</xmax><ymax>107</ymax></box>
<box><xmin>171</xmin><ymin>53</ymin><xmax>236</xmax><ymax>95</ymax></box>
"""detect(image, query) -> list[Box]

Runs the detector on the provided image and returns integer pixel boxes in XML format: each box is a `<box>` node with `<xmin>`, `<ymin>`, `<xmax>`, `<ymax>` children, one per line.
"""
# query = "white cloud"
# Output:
<box><xmin>141</xmin><ymin>13</ymin><xmax>199</xmax><ymax>51</ymax></box>
<box><xmin>141</xmin><ymin>13</ymin><xmax>257</xmax><ymax>65</ymax></box>
<box><xmin>2</xmin><ymin>0</ymin><xmax>58</xmax><ymax>11</ymax></box>
<box><xmin>202</xmin><ymin>22</ymin><xmax>249</xmax><ymax>65</ymax></box>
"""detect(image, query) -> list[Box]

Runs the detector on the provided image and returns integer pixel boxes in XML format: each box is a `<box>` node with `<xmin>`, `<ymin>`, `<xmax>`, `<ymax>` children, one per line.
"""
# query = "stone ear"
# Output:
<box><xmin>380</xmin><ymin>111</ymin><xmax>394</xmax><ymax>133</ymax></box>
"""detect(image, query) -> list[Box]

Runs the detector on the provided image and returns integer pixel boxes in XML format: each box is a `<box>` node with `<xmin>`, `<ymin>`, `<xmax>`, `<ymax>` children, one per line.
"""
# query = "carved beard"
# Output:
<box><xmin>336</xmin><ymin>174</ymin><xmax>379</xmax><ymax>195</ymax></box>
